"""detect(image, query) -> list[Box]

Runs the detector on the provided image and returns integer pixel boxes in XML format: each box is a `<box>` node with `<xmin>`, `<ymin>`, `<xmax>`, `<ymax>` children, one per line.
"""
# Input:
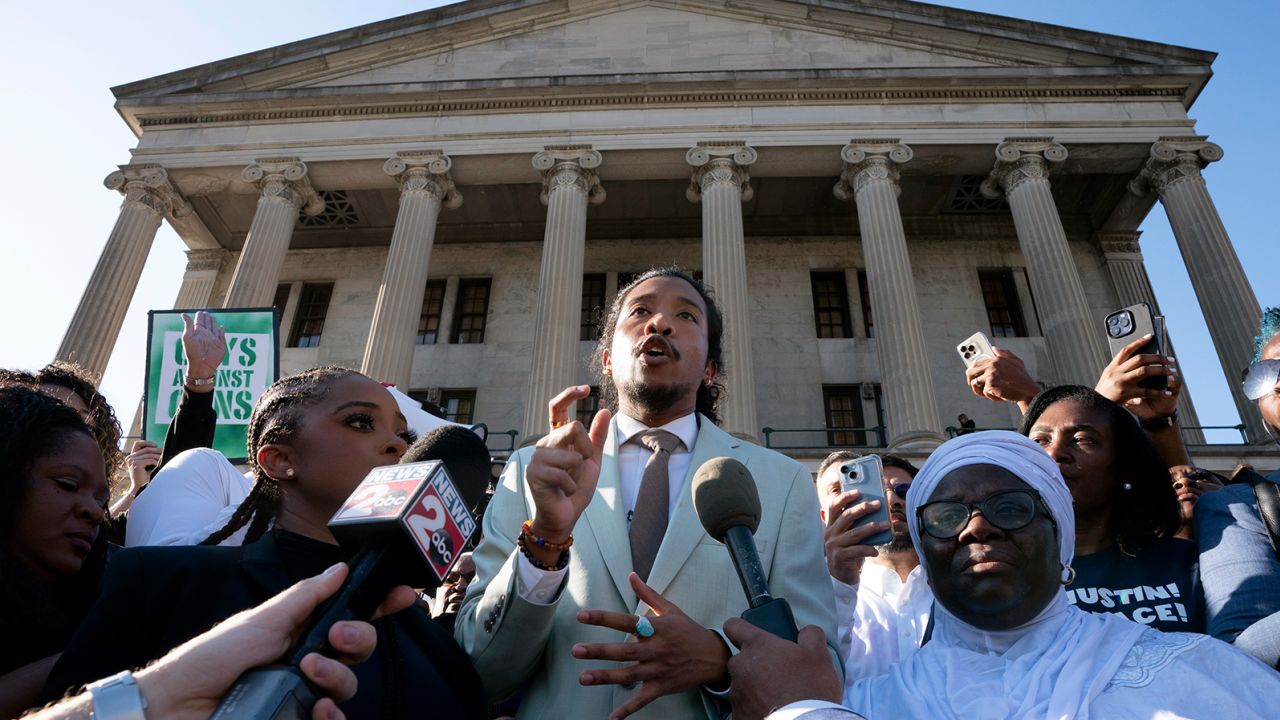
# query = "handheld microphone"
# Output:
<box><xmin>692</xmin><ymin>457</ymin><xmax>799</xmax><ymax>643</ymax></box>
<box><xmin>211</xmin><ymin>460</ymin><xmax>476</xmax><ymax>719</ymax></box>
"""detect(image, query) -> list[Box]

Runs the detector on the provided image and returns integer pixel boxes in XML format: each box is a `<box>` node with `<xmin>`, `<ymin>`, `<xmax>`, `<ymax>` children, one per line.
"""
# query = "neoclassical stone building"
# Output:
<box><xmin>59</xmin><ymin>0</ymin><xmax>1269</xmax><ymax>465</ymax></box>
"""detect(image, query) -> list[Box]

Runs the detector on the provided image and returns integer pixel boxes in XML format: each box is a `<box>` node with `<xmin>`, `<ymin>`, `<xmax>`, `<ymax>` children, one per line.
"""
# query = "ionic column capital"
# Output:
<box><xmin>184</xmin><ymin>248</ymin><xmax>228</xmax><ymax>273</ymax></box>
<box><xmin>833</xmin><ymin>139</ymin><xmax>912</xmax><ymax>201</ymax></box>
<box><xmin>104</xmin><ymin>164</ymin><xmax>189</xmax><ymax>218</ymax></box>
<box><xmin>1096</xmin><ymin>231</ymin><xmax>1144</xmax><ymax>258</ymax></box>
<box><xmin>686</xmin><ymin>142</ymin><xmax>757</xmax><ymax>203</ymax></box>
<box><xmin>384</xmin><ymin>150</ymin><xmax>463</xmax><ymax>209</ymax></box>
<box><xmin>1128</xmin><ymin>136</ymin><xmax>1224</xmax><ymax>196</ymax></box>
<box><xmin>533</xmin><ymin>145</ymin><xmax>605</xmax><ymax>206</ymax></box>
<box><xmin>980</xmin><ymin>137</ymin><xmax>1068</xmax><ymax>198</ymax></box>
<box><xmin>241</xmin><ymin>158</ymin><xmax>324</xmax><ymax>216</ymax></box>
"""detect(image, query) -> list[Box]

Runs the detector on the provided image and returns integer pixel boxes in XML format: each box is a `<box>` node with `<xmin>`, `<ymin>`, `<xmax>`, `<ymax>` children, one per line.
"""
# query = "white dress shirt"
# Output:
<box><xmin>516</xmin><ymin>412</ymin><xmax>698</xmax><ymax>603</ymax></box>
<box><xmin>833</xmin><ymin>560</ymin><xmax>932</xmax><ymax>687</ymax></box>
<box><xmin>125</xmin><ymin>448</ymin><xmax>254</xmax><ymax>547</ymax></box>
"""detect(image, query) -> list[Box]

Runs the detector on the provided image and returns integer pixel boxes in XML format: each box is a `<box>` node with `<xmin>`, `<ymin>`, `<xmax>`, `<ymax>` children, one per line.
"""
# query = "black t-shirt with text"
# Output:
<box><xmin>1066</xmin><ymin>537</ymin><xmax>1204</xmax><ymax>633</ymax></box>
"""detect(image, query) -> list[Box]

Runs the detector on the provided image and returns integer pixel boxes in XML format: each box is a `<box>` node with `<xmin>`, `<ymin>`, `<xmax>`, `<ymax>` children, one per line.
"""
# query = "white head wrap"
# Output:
<box><xmin>906</xmin><ymin>430</ymin><xmax>1075</xmax><ymax>571</ymax></box>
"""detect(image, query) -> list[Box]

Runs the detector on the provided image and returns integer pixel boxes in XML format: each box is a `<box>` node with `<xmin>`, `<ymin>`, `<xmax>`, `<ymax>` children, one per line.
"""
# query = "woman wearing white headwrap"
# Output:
<box><xmin>724</xmin><ymin>431</ymin><xmax>1280</xmax><ymax>720</ymax></box>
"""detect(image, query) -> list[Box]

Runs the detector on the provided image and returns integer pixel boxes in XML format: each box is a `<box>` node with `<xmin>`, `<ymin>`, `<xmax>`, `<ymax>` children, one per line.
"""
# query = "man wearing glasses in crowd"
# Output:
<box><xmin>816</xmin><ymin>452</ymin><xmax>929</xmax><ymax>684</ymax></box>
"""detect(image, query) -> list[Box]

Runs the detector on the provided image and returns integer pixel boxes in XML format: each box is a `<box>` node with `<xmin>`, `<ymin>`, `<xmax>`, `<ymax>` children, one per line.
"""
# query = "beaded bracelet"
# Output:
<box><xmin>520</xmin><ymin>520</ymin><xmax>574</xmax><ymax>551</ymax></box>
<box><xmin>517</xmin><ymin>529</ymin><xmax>571</xmax><ymax>571</ymax></box>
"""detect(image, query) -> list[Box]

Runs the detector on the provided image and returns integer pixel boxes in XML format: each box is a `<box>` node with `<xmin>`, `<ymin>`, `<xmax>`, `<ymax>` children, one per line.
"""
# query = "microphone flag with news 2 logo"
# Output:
<box><xmin>210</xmin><ymin>460</ymin><xmax>475</xmax><ymax>720</ymax></box>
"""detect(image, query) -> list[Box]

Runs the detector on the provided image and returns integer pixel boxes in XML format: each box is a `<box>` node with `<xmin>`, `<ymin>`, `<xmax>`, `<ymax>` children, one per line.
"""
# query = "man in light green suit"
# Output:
<box><xmin>456</xmin><ymin>268</ymin><xmax>841</xmax><ymax>719</ymax></box>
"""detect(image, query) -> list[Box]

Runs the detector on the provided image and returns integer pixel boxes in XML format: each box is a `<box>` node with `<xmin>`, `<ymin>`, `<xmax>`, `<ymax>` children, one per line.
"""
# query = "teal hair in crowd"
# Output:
<box><xmin>1256</xmin><ymin>307</ymin><xmax>1280</xmax><ymax>362</ymax></box>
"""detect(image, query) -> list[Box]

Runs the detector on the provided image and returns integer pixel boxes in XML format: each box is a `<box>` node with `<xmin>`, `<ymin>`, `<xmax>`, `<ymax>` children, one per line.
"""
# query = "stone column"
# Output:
<box><xmin>834</xmin><ymin>140</ymin><xmax>944</xmax><ymax>449</ymax></box>
<box><xmin>982</xmin><ymin>138</ymin><xmax>1108</xmax><ymax>386</ymax></box>
<box><xmin>688</xmin><ymin>142</ymin><xmax>758</xmax><ymax>438</ymax></box>
<box><xmin>57</xmin><ymin>165</ymin><xmax>187</xmax><ymax>378</ymax></box>
<box><xmin>172</xmin><ymin>249</ymin><xmax>228</xmax><ymax>309</ymax></box>
<box><xmin>360</xmin><ymin>151</ymin><xmax>462</xmax><ymax>388</ymax></box>
<box><xmin>521</xmin><ymin>146</ymin><xmax>605</xmax><ymax>438</ymax></box>
<box><xmin>1130</xmin><ymin>137</ymin><xmax>1265</xmax><ymax>442</ymax></box>
<box><xmin>1098</xmin><ymin>232</ymin><xmax>1205</xmax><ymax>442</ymax></box>
<box><xmin>223</xmin><ymin>158</ymin><xmax>323</xmax><ymax>309</ymax></box>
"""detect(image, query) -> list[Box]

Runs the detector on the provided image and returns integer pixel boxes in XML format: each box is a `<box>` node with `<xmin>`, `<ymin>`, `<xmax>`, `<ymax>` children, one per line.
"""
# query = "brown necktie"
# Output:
<box><xmin>629</xmin><ymin>429</ymin><xmax>682</xmax><ymax>583</ymax></box>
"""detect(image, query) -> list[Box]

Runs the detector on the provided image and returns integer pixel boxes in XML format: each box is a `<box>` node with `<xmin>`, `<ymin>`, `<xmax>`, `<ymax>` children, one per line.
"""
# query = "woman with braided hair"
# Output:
<box><xmin>0</xmin><ymin>386</ymin><xmax>108</xmax><ymax>716</ymax></box>
<box><xmin>44</xmin><ymin>367</ymin><xmax>486</xmax><ymax>719</ymax></box>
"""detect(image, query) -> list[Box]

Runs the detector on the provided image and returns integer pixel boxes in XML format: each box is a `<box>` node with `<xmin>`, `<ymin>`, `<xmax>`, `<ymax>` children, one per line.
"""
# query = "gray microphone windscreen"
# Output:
<box><xmin>692</xmin><ymin>457</ymin><xmax>762</xmax><ymax>542</ymax></box>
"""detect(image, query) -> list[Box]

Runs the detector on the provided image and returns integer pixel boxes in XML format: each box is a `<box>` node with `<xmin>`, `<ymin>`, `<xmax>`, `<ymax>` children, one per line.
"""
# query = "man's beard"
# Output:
<box><xmin>881</xmin><ymin>528</ymin><xmax>914</xmax><ymax>553</ymax></box>
<box><xmin>619</xmin><ymin>377</ymin><xmax>695</xmax><ymax>417</ymax></box>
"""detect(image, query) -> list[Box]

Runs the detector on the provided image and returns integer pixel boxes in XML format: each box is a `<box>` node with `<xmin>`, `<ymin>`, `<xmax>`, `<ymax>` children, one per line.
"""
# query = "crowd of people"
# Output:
<box><xmin>1</xmin><ymin>270</ymin><xmax>1277</xmax><ymax>719</ymax></box>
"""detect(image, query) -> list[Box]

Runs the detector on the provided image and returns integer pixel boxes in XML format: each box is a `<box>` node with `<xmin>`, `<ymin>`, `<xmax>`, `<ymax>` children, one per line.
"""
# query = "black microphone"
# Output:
<box><xmin>211</xmin><ymin>460</ymin><xmax>477</xmax><ymax>719</ymax></box>
<box><xmin>692</xmin><ymin>457</ymin><xmax>799</xmax><ymax>642</ymax></box>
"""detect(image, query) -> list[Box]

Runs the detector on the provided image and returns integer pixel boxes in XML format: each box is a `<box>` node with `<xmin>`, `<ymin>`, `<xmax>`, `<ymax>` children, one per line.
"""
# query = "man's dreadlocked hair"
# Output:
<box><xmin>1255</xmin><ymin>307</ymin><xmax>1280</xmax><ymax>362</ymax></box>
<box><xmin>590</xmin><ymin>267</ymin><xmax>726</xmax><ymax>425</ymax></box>
<box><xmin>201</xmin><ymin>366</ymin><xmax>362</xmax><ymax>546</ymax></box>
<box><xmin>35</xmin><ymin>362</ymin><xmax>124</xmax><ymax>492</ymax></box>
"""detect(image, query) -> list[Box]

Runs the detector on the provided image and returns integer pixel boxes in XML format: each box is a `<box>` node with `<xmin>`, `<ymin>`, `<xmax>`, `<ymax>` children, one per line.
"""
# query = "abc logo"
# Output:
<box><xmin>428</xmin><ymin>529</ymin><xmax>455</xmax><ymax>567</ymax></box>
<box><xmin>374</xmin><ymin>489</ymin><xmax>408</xmax><ymax>511</ymax></box>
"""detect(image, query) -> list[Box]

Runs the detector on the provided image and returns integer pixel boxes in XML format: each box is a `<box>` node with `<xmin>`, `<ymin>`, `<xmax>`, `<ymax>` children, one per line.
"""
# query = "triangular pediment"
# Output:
<box><xmin>299</xmin><ymin>5</ymin><xmax>997</xmax><ymax>89</ymax></box>
<box><xmin>114</xmin><ymin>0</ymin><xmax>1214</xmax><ymax>101</ymax></box>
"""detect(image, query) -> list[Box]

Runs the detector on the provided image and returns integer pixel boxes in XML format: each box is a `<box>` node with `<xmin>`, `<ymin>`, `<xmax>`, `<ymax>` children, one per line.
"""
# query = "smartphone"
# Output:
<box><xmin>956</xmin><ymin>331</ymin><xmax>996</xmax><ymax>370</ymax></box>
<box><xmin>838</xmin><ymin>455</ymin><xmax>891</xmax><ymax>546</ymax></box>
<box><xmin>1103</xmin><ymin>303</ymin><xmax>1167</xmax><ymax>390</ymax></box>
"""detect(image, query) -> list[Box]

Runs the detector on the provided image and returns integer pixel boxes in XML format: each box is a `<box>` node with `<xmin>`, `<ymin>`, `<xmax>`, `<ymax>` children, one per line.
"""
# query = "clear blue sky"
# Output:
<box><xmin>1</xmin><ymin>1</ymin><xmax>1275</xmax><ymax>442</ymax></box>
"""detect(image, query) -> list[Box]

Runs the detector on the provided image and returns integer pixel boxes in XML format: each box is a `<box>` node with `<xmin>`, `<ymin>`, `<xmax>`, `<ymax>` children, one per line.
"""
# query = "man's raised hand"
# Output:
<box><xmin>526</xmin><ymin>385</ymin><xmax>611</xmax><ymax>558</ymax></box>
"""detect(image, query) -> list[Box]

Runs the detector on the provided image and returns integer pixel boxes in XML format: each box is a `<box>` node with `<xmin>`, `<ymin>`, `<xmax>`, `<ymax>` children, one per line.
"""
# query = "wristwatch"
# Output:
<box><xmin>1139</xmin><ymin>411</ymin><xmax>1178</xmax><ymax>432</ymax></box>
<box><xmin>87</xmin><ymin>670</ymin><xmax>147</xmax><ymax>719</ymax></box>
<box><xmin>184</xmin><ymin>373</ymin><xmax>216</xmax><ymax>388</ymax></box>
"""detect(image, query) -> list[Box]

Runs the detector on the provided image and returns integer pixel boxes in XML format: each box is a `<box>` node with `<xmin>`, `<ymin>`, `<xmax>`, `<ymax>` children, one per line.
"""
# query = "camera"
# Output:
<box><xmin>1106</xmin><ymin>311</ymin><xmax>1134</xmax><ymax>339</ymax></box>
<box><xmin>840</xmin><ymin>462</ymin><xmax>866</xmax><ymax>486</ymax></box>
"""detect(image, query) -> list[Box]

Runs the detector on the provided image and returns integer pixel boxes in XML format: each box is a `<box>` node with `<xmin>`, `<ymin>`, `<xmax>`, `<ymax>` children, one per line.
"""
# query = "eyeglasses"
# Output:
<box><xmin>1242</xmin><ymin>359</ymin><xmax>1280</xmax><ymax>400</ymax></box>
<box><xmin>916</xmin><ymin>489</ymin><xmax>1053</xmax><ymax>540</ymax></box>
<box><xmin>889</xmin><ymin>483</ymin><xmax>910</xmax><ymax>498</ymax></box>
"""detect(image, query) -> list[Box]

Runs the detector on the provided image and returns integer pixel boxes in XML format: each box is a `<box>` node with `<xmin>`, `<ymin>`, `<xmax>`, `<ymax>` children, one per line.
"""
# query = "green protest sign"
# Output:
<box><xmin>144</xmin><ymin>308</ymin><xmax>279</xmax><ymax>463</ymax></box>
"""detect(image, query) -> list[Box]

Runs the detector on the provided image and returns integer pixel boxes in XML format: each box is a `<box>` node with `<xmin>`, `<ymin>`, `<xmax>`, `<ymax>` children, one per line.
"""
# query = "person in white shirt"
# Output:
<box><xmin>817</xmin><ymin>452</ymin><xmax>931</xmax><ymax>684</ymax></box>
<box><xmin>456</xmin><ymin>268</ymin><xmax>839</xmax><ymax>719</ymax></box>
<box><xmin>124</xmin><ymin>448</ymin><xmax>253</xmax><ymax>547</ymax></box>
<box><xmin>724</xmin><ymin>431</ymin><xmax>1280</xmax><ymax>720</ymax></box>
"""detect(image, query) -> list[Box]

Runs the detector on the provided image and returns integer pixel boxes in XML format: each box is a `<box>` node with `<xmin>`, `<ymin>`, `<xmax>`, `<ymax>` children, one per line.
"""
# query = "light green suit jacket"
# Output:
<box><xmin>456</xmin><ymin>416</ymin><xmax>841</xmax><ymax>719</ymax></box>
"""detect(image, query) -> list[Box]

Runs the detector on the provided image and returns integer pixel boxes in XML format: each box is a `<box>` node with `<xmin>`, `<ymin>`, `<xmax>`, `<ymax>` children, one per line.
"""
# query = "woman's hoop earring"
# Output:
<box><xmin>1061</xmin><ymin>564</ymin><xmax>1077</xmax><ymax>585</ymax></box>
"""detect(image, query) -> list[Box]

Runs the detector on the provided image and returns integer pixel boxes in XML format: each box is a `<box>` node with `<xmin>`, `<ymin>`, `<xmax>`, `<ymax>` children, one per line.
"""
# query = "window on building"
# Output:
<box><xmin>581</xmin><ymin>274</ymin><xmax>606</xmax><ymax>341</ymax></box>
<box><xmin>823</xmin><ymin>385</ymin><xmax>867</xmax><ymax>447</ymax></box>
<box><xmin>810</xmin><ymin>271</ymin><xmax>853</xmax><ymax>339</ymax></box>
<box><xmin>451</xmin><ymin>278</ymin><xmax>491</xmax><ymax>344</ymax></box>
<box><xmin>271</xmin><ymin>284</ymin><xmax>292</xmax><ymax>314</ymax></box>
<box><xmin>576</xmin><ymin>386</ymin><xmax>601</xmax><ymax>427</ymax></box>
<box><xmin>439</xmin><ymin>389</ymin><xmax>476</xmax><ymax>424</ymax></box>
<box><xmin>287</xmin><ymin>282</ymin><xmax>333</xmax><ymax>348</ymax></box>
<box><xmin>978</xmin><ymin>269</ymin><xmax>1028</xmax><ymax>338</ymax></box>
<box><xmin>856</xmin><ymin>270</ymin><xmax>874</xmax><ymax>338</ymax></box>
<box><xmin>416</xmin><ymin>280</ymin><xmax>447</xmax><ymax>345</ymax></box>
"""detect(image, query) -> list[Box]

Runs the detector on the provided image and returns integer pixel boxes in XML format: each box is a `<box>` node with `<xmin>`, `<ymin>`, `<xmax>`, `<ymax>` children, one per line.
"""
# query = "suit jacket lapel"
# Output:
<box><xmin>582</xmin><ymin>419</ymin><xmax>637</xmax><ymax>607</ymax></box>
<box><xmin>644</xmin><ymin>416</ymin><xmax>741</xmax><ymax>599</ymax></box>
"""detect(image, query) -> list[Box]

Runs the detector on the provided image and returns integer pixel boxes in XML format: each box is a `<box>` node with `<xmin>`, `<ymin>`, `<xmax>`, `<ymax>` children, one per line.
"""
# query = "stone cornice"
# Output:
<box><xmin>834</xmin><ymin>139</ymin><xmax>912</xmax><ymax>201</ymax></box>
<box><xmin>110</xmin><ymin>0</ymin><xmax>1213</xmax><ymax>102</ymax></box>
<box><xmin>241</xmin><ymin>158</ymin><xmax>324</xmax><ymax>215</ymax></box>
<box><xmin>687</xmin><ymin>142</ymin><xmax>757</xmax><ymax>203</ymax></box>
<box><xmin>980</xmin><ymin>137</ymin><xmax>1068</xmax><ymax>198</ymax></box>
<box><xmin>128</xmin><ymin>81</ymin><xmax>1188</xmax><ymax>130</ymax></box>
<box><xmin>1127</xmin><ymin>136</ymin><xmax>1224</xmax><ymax>197</ymax></box>
<box><xmin>533</xmin><ymin>145</ymin><xmax>605</xmax><ymax>206</ymax></box>
<box><xmin>384</xmin><ymin>150</ymin><xmax>462</xmax><ymax>209</ymax></box>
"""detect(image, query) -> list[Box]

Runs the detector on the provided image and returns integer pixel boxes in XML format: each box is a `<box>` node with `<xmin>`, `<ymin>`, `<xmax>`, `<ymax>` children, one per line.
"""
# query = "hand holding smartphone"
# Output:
<box><xmin>837</xmin><ymin>456</ymin><xmax>891</xmax><ymax>546</ymax></box>
<box><xmin>956</xmin><ymin>332</ymin><xmax>996</xmax><ymax>370</ymax></box>
<box><xmin>1103</xmin><ymin>303</ymin><xmax>1168</xmax><ymax>390</ymax></box>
